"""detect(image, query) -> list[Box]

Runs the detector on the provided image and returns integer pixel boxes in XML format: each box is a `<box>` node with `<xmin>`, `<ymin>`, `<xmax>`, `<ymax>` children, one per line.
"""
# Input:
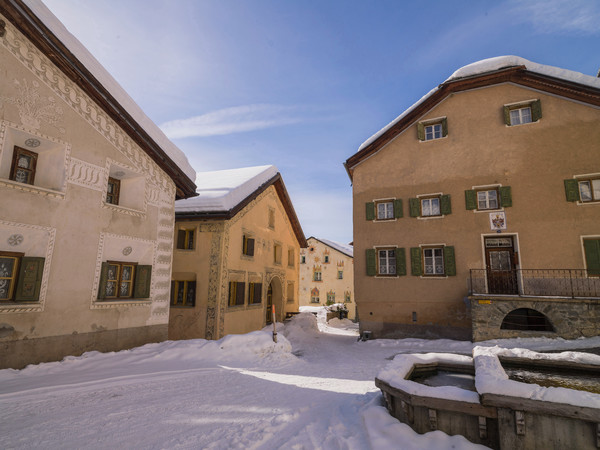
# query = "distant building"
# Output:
<box><xmin>0</xmin><ymin>1</ymin><xmax>197</xmax><ymax>369</ymax></box>
<box><xmin>299</xmin><ymin>237</ymin><xmax>355</xmax><ymax>320</ymax></box>
<box><xmin>169</xmin><ymin>165</ymin><xmax>307</xmax><ymax>340</ymax></box>
<box><xmin>345</xmin><ymin>56</ymin><xmax>600</xmax><ymax>341</ymax></box>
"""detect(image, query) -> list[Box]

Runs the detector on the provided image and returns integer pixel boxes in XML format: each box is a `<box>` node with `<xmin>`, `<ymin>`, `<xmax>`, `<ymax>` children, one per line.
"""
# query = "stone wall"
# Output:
<box><xmin>470</xmin><ymin>296</ymin><xmax>600</xmax><ymax>342</ymax></box>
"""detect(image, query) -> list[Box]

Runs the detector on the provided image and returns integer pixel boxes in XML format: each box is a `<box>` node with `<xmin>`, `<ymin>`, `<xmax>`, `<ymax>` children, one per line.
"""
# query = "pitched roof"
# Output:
<box><xmin>1</xmin><ymin>0</ymin><xmax>197</xmax><ymax>198</ymax></box>
<box><xmin>175</xmin><ymin>165</ymin><xmax>307</xmax><ymax>247</ymax></box>
<box><xmin>345</xmin><ymin>56</ymin><xmax>600</xmax><ymax>180</ymax></box>
<box><xmin>308</xmin><ymin>237</ymin><xmax>353</xmax><ymax>258</ymax></box>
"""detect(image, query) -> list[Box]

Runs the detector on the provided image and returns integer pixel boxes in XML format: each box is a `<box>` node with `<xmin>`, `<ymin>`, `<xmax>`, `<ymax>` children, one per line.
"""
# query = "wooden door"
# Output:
<box><xmin>485</xmin><ymin>237</ymin><xmax>518</xmax><ymax>294</ymax></box>
<box><xmin>266</xmin><ymin>284</ymin><xmax>273</xmax><ymax>324</ymax></box>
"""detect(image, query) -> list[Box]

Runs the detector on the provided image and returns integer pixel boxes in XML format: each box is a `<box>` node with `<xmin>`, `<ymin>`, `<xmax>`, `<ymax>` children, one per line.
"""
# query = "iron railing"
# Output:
<box><xmin>469</xmin><ymin>269</ymin><xmax>600</xmax><ymax>298</ymax></box>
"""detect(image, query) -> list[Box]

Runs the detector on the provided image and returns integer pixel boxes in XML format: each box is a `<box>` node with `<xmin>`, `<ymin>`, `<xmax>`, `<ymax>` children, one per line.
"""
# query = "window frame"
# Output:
<box><xmin>578</xmin><ymin>178</ymin><xmax>600</xmax><ymax>203</ymax></box>
<box><xmin>10</xmin><ymin>146</ymin><xmax>38</xmax><ymax>185</ymax></box>
<box><xmin>0</xmin><ymin>251</ymin><xmax>23</xmax><ymax>301</ymax></box>
<box><xmin>310</xmin><ymin>288</ymin><xmax>320</xmax><ymax>303</ymax></box>
<box><xmin>228</xmin><ymin>281</ymin><xmax>245</xmax><ymax>307</ymax></box>
<box><xmin>287</xmin><ymin>248</ymin><xmax>295</xmax><ymax>267</ymax></box>
<box><xmin>326</xmin><ymin>290</ymin><xmax>335</xmax><ymax>303</ymax></box>
<box><xmin>104</xmin><ymin>261</ymin><xmax>138</xmax><ymax>299</ymax></box>
<box><xmin>177</xmin><ymin>229</ymin><xmax>195</xmax><ymax>250</ymax></box>
<box><xmin>420</xmin><ymin>196</ymin><xmax>441</xmax><ymax>217</ymax></box>
<box><xmin>106</xmin><ymin>177</ymin><xmax>121</xmax><ymax>205</ymax></box>
<box><xmin>476</xmin><ymin>188</ymin><xmax>500</xmax><ymax>211</ymax></box>
<box><xmin>377</xmin><ymin>247</ymin><xmax>397</xmax><ymax>276</ymax></box>
<box><xmin>422</xmin><ymin>246</ymin><xmax>445</xmax><ymax>277</ymax></box>
<box><xmin>509</xmin><ymin>106</ymin><xmax>532</xmax><ymax>126</ymax></box>
<box><xmin>344</xmin><ymin>291</ymin><xmax>351</xmax><ymax>303</ymax></box>
<box><xmin>417</xmin><ymin>117</ymin><xmax>448</xmax><ymax>142</ymax></box>
<box><xmin>337</xmin><ymin>270</ymin><xmax>343</xmax><ymax>280</ymax></box>
<box><xmin>171</xmin><ymin>280</ymin><xmax>196</xmax><ymax>307</ymax></box>
<box><xmin>242</xmin><ymin>234</ymin><xmax>255</xmax><ymax>256</ymax></box>
<box><xmin>273</xmin><ymin>243</ymin><xmax>282</xmax><ymax>265</ymax></box>
<box><xmin>313</xmin><ymin>269</ymin><xmax>322</xmax><ymax>282</ymax></box>
<box><xmin>375</xmin><ymin>200</ymin><xmax>394</xmax><ymax>220</ymax></box>
<box><xmin>248</xmin><ymin>281</ymin><xmax>263</xmax><ymax>304</ymax></box>
<box><xmin>504</xmin><ymin>99</ymin><xmax>541</xmax><ymax>126</ymax></box>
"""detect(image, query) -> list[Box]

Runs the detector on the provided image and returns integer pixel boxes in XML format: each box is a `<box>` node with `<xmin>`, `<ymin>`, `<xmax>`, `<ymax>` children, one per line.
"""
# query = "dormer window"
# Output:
<box><xmin>417</xmin><ymin>117</ymin><xmax>447</xmax><ymax>141</ymax></box>
<box><xmin>504</xmin><ymin>99</ymin><xmax>541</xmax><ymax>126</ymax></box>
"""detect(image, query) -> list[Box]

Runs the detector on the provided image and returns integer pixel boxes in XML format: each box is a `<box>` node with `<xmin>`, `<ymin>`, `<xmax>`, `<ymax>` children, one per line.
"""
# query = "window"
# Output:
<box><xmin>286</xmin><ymin>282</ymin><xmax>294</xmax><ymax>302</ymax></box>
<box><xmin>248</xmin><ymin>282</ymin><xmax>262</xmax><ymax>304</ymax></box>
<box><xmin>171</xmin><ymin>281</ymin><xmax>196</xmax><ymax>307</ymax></box>
<box><xmin>465</xmin><ymin>186</ymin><xmax>511</xmax><ymax>210</ymax></box>
<box><xmin>344</xmin><ymin>291</ymin><xmax>351</xmax><ymax>303</ymax></box>
<box><xmin>324</xmin><ymin>254</ymin><xmax>330</xmax><ymax>264</ymax></box>
<box><xmin>10</xmin><ymin>146</ymin><xmax>37</xmax><ymax>185</ymax></box>
<box><xmin>106</xmin><ymin>177</ymin><xmax>121</xmax><ymax>205</ymax></box>
<box><xmin>102</xmin><ymin>261</ymin><xmax>135</xmax><ymax>298</ymax></box>
<box><xmin>177</xmin><ymin>229</ymin><xmax>195</xmax><ymax>250</ymax></box>
<box><xmin>0</xmin><ymin>252</ymin><xmax>22</xmax><ymax>301</ymax></box>
<box><xmin>410</xmin><ymin>246</ymin><xmax>456</xmax><ymax>277</ymax></box>
<box><xmin>228</xmin><ymin>281</ymin><xmax>245</xmax><ymax>306</ymax></box>
<box><xmin>288</xmin><ymin>248</ymin><xmax>295</xmax><ymax>267</ymax></box>
<box><xmin>268</xmin><ymin>208</ymin><xmax>275</xmax><ymax>229</ymax></box>
<box><xmin>242</xmin><ymin>234</ymin><xmax>255</xmax><ymax>256</ymax></box>
<box><xmin>504</xmin><ymin>100</ymin><xmax>541</xmax><ymax>126</ymax></box>
<box><xmin>326</xmin><ymin>290</ymin><xmax>335</xmax><ymax>304</ymax></box>
<box><xmin>310</xmin><ymin>288</ymin><xmax>320</xmax><ymax>303</ymax></box>
<box><xmin>313</xmin><ymin>269</ymin><xmax>322</xmax><ymax>281</ymax></box>
<box><xmin>409</xmin><ymin>195</ymin><xmax>451</xmax><ymax>217</ymax></box>
<box><xmin>301</xmin><ymin>255</ymin><xmax>306</xmax><ymax>264</ymax></box>
<box><xmin>337</xmin><ymin>270</ymin><xmax>343</xmax><ymax>279</ymax></box>
<box><xmin>578</xmin><ymin>178</ymin><xmax>600</xmax><ymax>203</ymax></box>
<box><xmin>583</xmin><ymin>239</ymin><xmax>600</xmax><ymax>276</ymax></box>
<box><xmin>366</xmin><ymin>199</ymin><xmax>403</xmax><ymax>221</ymax></box>
<box><xmin>417</xmin><ymin>117</ymin><xmax>447</xmax><ymax>141</ymax></box>
<box><xmin>273</xmin><ymin>243</ymin><xmax>282</xmax><ymax>264</ymax></box>
<box><xmin>378</xmin><ymin>248</ymin><xmax>396</xmax><ymax>276</ymax></box>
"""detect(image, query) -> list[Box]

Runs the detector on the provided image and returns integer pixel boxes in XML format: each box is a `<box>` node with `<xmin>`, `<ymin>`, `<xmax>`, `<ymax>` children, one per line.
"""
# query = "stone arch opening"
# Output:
<box><xmin>266</xmin><ymin>276</ymin><xmax>283</xmax><ymax>325</ymax></box>
<box><xmin>500</xmin><ymin>308</ymin><xmax>554</xmax><ymax>332</ymax></box>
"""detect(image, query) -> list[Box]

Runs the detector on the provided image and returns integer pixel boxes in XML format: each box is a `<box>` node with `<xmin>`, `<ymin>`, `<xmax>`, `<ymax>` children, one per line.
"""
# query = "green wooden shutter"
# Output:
<box><xmin>410</xmin><ymin>248</ymin><xmax>422</xmax><ymax>276</ymax></box>
<box><xmin>531</xmin><ymin>99</ymin><xmax>542</xmax><ymax>122</ymax></box>
<box><xmin>393</xmin><ymin>199</ymin><xmax>403</xmax><ymax>218</ymax></box>
<box><xmin>441</xmin><ymin>117</ymin><xmax>448</xmax><ymax>137</ymax></box>
<box><xmin>177</xmin><ymin>230</ymin><xmax>186</xmax><ymax>249</ymax></box>
<box><xmin>564</xmin><ymin>179</ymin><xmax>580</xmax><ymax>202</ymax></box>
<box><xmin>97</xmin><ymin>262</ymin><xmax>109</xmax><ymax>299</ymax></box>
<box><xmin>444</xmin><ymin>246</ymin><xmax>456</xmax><ymax>276</ymax></box>
<box><xmin>133</xmin><ymin>265</ymin><xmax>152</xmax><ymax>298</ymax></box>
<box><xmin>14</xmin><ymin>257</ymin><xmax>44</xmax><ymax>302</ymax></box>
<box><xmin>417</xmin><ymin>122</ymin><xmax>425</xmax><ymax>141</ymax></box>
<box><xmin>499</xmin><ymin>186</ymin><xmax>512</xmax><ymax>207</ymax></box>
<box><xmin>366</xmin><ymin>202</ymin><xmax>375</xmax><ymax>221</ymax></box>
<box><xmin>503</xmin><ymin>106</ymin><xmax>511</xmax><ymax>125</ymax></box>
<box><xmin>465</xmin><ymin>190</ymin><xmax>477</xmax><ymax>210</ymax></box>
<box><xmin>396</xmin><ymin>248</ymin><xmax>406</xmax><ymax>276</ymax></box>
<box><xmin>584</xmin><ymin>239</ymin><xmax>600</xmax><ymax>276</ymax></box>
<box><xmin>366</xmin><ymin>249</ymin><xmax>376</xmax><ymax>276</ymax></box>
<box><xmin>441</xmin><ymin>194</ymin><xmax>452</xmax><ymax>215</ymax></box>
<box><xmin>409</xmin><ymin>198</ymin><xmax>420</xmax><ymax>217</ymax></box>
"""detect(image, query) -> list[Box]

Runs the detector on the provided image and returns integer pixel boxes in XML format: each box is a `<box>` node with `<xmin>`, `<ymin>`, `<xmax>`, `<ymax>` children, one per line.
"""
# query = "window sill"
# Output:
<box><xmin>418</xmin><ymin>136</ymin><xmax>448</xmax><ymax>143</ymax></box>
<box><xmin>0</xmin><ymin>178</ymin><xmax>66</xmax><ymax>198</ymax></box>
<box><xmin>576</xmin><ymin>201</ymin><xmax>600</xmax><ymax>206</ymax></box>
<box><xmin>373</xmin><ymin>218</ymin><xmax>398</xmax><ymax>223</ymax></box>
<box><xmin>170</xmin><ymin>304</ymin><xmax>196</xmax><ymax>308</ymax></box>
<box><xmin>227</xmin><ymin>304</ymin><xmax>246</xmax><ymax>310</ymax></box>
<box><xmin>419</xmin><ymin>275</ymin><xmax>449</xmax><ymax>279</ymax></box>
<box><xmin>0</xmin><ymin>302</ymin><xmax>43</xmax><ymax>313</ymax></box>
<box><xmin>247</xmin><ymin>303</ymin><xmax>263</xmax><ymax>309</ymax></box>
<box><xmin>92</xmin><ymin>299</ymin><xmax>151</xmax><ymax>309</ymax></box>
<box><xmin>102</xmin><ymin>202</ymin><xmax>146</xmax><ymax>218</ymax></box>
<box><xmin>473</xmin><ymin>208</ymin><xmax>504</xmax><ymax>214</ymax></box>
<box><xmin>417</xmin><ymin>215</ymin><xmax>445</xmax><ymax>220</ymax></box>
<box><xmin>374</xmin><ymin>275</ymin><xmax>399</xmax><ymax>278</ymax></box>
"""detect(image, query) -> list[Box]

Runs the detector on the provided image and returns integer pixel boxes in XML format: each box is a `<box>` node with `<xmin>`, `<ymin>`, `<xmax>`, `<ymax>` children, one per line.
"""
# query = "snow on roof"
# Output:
<box><xmin>310</xmin><ymin>237</ymin><xmax>353</xmax><ymax>257</ymax></box>
<box><xmin>175</xmin><ymin>165</ymin><xmax>278</xmax><ymax>213</ymax></box>
<box><xmin>358</xmin><ymin>56</ymin><xmax>600</xmax><ymax>152</ymax></box>
<box><xmin>23</xmin><ymin>0</ymin><xmax>196</xmax><ymax>182</ymax></box>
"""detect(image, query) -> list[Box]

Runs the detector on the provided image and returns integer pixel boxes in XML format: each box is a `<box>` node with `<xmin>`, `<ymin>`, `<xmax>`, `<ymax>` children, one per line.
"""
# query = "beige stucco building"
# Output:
<box><xmin>0</xmin><ymin>1</ymin><xmax>197</xmax><ymax>369</ymax></box>
<box><xmin>169</xmin><ymin>165</ymin><xmax>307</xmax><ymax>340</ymax></box>
<box><xmin>299</xmin><ymin>237</ymin><xmax>355</xmax><ymax>320</ymax></box>
<box><xmin>345</xmin><ymin>56</ymin><xmax>600</xmax><ymax>341</ymax></box>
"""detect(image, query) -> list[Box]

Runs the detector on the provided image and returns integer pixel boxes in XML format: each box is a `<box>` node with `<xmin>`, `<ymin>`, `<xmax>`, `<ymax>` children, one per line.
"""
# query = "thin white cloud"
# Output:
<box><xmin>509</xmin><ymin>0</ymin><xmax>600</xmax><ymax>34</ymax></box>
<box><xmin>160</xmin><ymin>104</ymin><xmax>305</xmax><ymax>139</ymax></box>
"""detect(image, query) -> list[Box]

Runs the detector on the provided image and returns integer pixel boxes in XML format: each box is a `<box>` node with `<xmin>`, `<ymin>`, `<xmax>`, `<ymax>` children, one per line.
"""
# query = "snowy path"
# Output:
<box><xmin>2</xmin><ymin>311</ymin><xmax>599</xmax><ymax>449</ymax></box>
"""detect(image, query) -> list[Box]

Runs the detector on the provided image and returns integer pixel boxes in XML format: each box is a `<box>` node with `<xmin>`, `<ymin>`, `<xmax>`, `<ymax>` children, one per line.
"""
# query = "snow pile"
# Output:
<box><xmin>280</xmin><ymin>311</ymin><xmax>319</xmax><ymax>343</ymax></box>
<box><xmin>473</xmin><ymin>346</ymin><xmax>600</xmax><ymax>409</ymax></box>
<box><xmin>377</xmin><ymin>353</ymin><xmax>480</xmax><ymax>404</ymax></box>
<box><xmin>327</xmin><ymin>317</ymin><xmax>357</xmax><ymax>329</ymax></box>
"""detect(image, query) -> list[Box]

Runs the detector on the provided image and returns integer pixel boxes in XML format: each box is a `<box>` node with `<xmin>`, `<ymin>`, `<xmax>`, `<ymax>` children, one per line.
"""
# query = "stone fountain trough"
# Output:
<box><xmin>375</xmin><ymin>347</ymin><xmax>600</xmax><ymax>450</ymax></box>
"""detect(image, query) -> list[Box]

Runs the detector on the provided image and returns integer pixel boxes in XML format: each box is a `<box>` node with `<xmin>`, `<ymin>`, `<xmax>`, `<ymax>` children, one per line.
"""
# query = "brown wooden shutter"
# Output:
<box><xmin>366</xmin><ymin>202</ymin><xmax>375</xmax><ymax>221</ymax></box>
<box><xmin>444</xmin><ymin>246</ymin><xmax>456</xmax><ymax>276</ymax></box>
<box><xmin>247</xmin><ymin>238</ymin><xmax>255</xmax><ymax>256</ymax></box>
<box><xmin>440</xmin><ymin>194</ymin><xmax>452</xmax><ymax>215</ymax></box>
<box><xmin>584</xmin><ymin>239</ymin><xmax>600</xmax><ymax>276</ymax></box>
<box><xmin>393</xmin><ymin>199</ymin><xmax>403</xmax><ymax>218</ymax></box>
<box><xmin>255</xmin><ymin>283</ymin><xmax>263</xmax><ymax>303</ymax></box>
<box><xmin>531</xmin><ymin>99</ymin><xmax>542</xmax><ymax>122</ymax></box>
<box><xmin>410</xmin><ymin>248</ymin><xmax>422</xmax><ymax>276</ymax></box>
<box><xmin>499</xmin><ymin>186</ymin><xmax>512</xmax><ymax>207</ymax></box>
<box><xmin>236</xmin><ymin>282</ymin><xmax>245</xmax><ymax>305</ymax></box>
<box><xmin>396</xmin><ymin>248</ymin><xmax>406</xmax><ymax>276</ymax></box>
<box><xmin>417</xmin><ymin>122</ymin><xmax>425</xmax><ymax>141</ymax></box>
<box><xmin>503</xmin><ymin>106</ymin><xmax>511</xmax><ymax>125</ymax></box>
<box><xmin>465</xmin><ymin>190</ymin><xmax>477</xmax><ymax>210</ymax></box>
<box><xmin>441</xmin><ymin>117</ymin><xmax>448</xmax><ymax>137</ymax></box>
<box><xmin>409</xmin><ymin>198</ymin><xmax>420</xmax><ymax>217</ymax></box>
<box><xmin>177</xmin><ymin>230</ymin><xmax>186</xmax><ymax>249</ymax></box>
<box><xmin>366</xmin><ymin>249</ymin><xmax>376</xmax><ymax>276</ymax></box>
<box><xmin>133</xmin><ymin>265</ymin><xmax>152</xmax><ymax>298</ymax></box>
<box><xmin>14</xmin><ymin>257</ymin><xmax>44</xmax><ymax>302</ymax></box>
<box><xmin>564</xmin><ymin>179</ymin><xmax>580</xmax><ymax>202</ymax></box>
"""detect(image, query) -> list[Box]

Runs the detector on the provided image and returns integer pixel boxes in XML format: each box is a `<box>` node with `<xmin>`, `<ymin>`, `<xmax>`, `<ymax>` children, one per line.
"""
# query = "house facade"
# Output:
<box><xmin>299</xmin><ymin>237</ymin><xmax>355</xmax><ymax>320</ymax></box>
<box><xmin>0</xmin><ymin>1</ymin><xmax>197</xmax><ymax>369</ymax></box>
<box><xmin>345</xmin><ymin>56</ymin><xmax>600</xmax><ymax>341</ymax></box>
<box><xmin>169</xmin><ymin>165</ymin><xmax>307</xmax><ymax>340</ymax></box>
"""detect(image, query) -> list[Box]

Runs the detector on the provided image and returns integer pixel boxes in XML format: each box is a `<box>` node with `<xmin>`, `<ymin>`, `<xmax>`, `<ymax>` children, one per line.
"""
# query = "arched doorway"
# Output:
<box><xmin>266</xmin><ymin>277</ymin><xmax>283</xmax><ymax>325</ymax></box>
<box><xmin>500</xmin><ymin>308</ymin><xmax>554</xmax><ymax>331</ymax></box>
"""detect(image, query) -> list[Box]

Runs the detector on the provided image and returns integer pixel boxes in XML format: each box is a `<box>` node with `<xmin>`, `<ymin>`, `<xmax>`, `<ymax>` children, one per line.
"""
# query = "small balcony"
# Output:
<box><xmin>469</xmin><ymin>269</ymin><xmax>600</xmax><ymax>299</ymax></box>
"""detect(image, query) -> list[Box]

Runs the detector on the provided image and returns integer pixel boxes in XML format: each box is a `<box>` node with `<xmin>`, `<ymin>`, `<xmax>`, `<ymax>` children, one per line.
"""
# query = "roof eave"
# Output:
<box><xmin>1</xmin><ymin>0</ymin><xmax>197</xmax><ymax>199</ymax></box>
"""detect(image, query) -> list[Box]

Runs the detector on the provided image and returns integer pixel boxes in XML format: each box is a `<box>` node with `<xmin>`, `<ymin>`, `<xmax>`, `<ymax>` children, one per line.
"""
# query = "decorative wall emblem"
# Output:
<box><xmin>7</xmin><ymin>234</ymin><xmax>23</xmax><ymax>246</ymax></box>
<box><xmin>122</xmin><ymin>246</ymin><xmax>133</xmax><ymax>256</ymax></box>
<box><xmin>24</xmin><ymin>138</ymin><xmax>40</xmax><ymax>147</ymax></box>
<box><xmin>1</xmin><ymin>79</ymin><xmax>65</xmax><ymax>133</ymax></box>
<box><xmin>489</xmin><ymin>211</ymin><xmax>507</xmax><ymax>231</ymax></box>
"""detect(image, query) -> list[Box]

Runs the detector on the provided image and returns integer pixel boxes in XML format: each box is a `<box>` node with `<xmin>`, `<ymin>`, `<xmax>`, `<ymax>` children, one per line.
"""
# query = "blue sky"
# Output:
<box><xmin>43</xmin><ymin>0</ymin><xmax>600</xmax><ymax>245</ymax></box>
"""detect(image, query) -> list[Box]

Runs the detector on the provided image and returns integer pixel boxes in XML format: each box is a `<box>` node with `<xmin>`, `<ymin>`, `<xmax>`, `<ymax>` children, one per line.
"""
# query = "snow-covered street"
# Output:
<box><xmin>2</xmin><ymin>310</ymin><xmax>600</xmax><ymax>449</ymax></box>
